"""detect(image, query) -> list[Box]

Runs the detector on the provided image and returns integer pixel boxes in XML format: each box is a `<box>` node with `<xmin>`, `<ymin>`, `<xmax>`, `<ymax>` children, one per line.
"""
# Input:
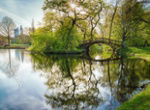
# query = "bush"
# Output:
<box><xmin>30</xmin><ymin>20</ymin><xmax>82</xmax><ymax>52</ymax></box>
<box><xmin>30</xmin><ymin>32</ymin><xmax>56</xmax><ymax>52</ymax></box>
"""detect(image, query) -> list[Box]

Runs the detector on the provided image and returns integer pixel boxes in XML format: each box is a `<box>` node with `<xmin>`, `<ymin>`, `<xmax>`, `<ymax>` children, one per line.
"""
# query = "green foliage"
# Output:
<box><xmin>30</xmin><ymin>32</ymin><xmax>56</xmax><ymax>52</ymax></box>
<box><xmin>43</xmin><ymin>12</ymin><xmax>60</xmax><ymax>31</ymax></box>
<box><xmin>31</xmin><ymin>0</ymin><xmax>150</xmax><ymax>53</ymax></box>
<box><xmin>30</xmin><ymin>19</ymin><xmax>82</xmax><ymax>52</ymax></box>
<box><xmin>54</xmin><ymin>20</ymin><xmax>82</xmax><ymax>51</ymax></box>
<box><xmin>122</xmin><ymin>0</ymin><xmax>150</xmax><ymax>46</ymax></box>
<box><xmin>89</xmin><ymin>44</ymin><xmax>113</xmax><ymax>59</ymax></box>
<box><xmin>104</xmin><ymin>0</ymin><xmax>150</xmax><ymax>47</ymax></box>
<box><xmin>117</xmin><ymin>85</ymin><xmax>150</xmax><ymax>110</ymax></box>
<box><xmin>100</xmin><ymin>44</ymin><xmax>113</xmax><ymax>58</ymax></box>
<box><xmin>89</xmin><ymin>44</ymin><xmax>102</xmax><ymax>57</ymax></box>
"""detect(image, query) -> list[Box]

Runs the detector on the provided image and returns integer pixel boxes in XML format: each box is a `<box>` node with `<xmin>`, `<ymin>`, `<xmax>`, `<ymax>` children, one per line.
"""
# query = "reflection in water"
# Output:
<box><xmin>0</xmin><ymin>49</ymin><xmax>149</xmax><ymax>110</ymax></box>
<box><xmin>15</xmin><ymin>49</ymin><xmax>24</xmax><ymax>62</ymax></box>
<box><xmin>31</xmin><ymin>54</ymin><xmax>150</xmax><ymax>110</ymax></box>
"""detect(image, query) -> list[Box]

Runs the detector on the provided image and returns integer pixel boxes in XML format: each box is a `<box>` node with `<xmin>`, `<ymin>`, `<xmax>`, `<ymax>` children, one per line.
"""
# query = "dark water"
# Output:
<box><xmin>0</xmin><ymin>49</ymin><xmax>150</xmax><ymax>110</ymax></box>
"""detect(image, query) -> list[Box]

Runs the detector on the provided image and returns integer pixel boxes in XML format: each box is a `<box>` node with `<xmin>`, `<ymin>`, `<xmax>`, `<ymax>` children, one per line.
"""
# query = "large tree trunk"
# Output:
<box><xmin>108</xmin><ymin>0</ymin><xmax>120</xmax><ymax>42</ymax></box>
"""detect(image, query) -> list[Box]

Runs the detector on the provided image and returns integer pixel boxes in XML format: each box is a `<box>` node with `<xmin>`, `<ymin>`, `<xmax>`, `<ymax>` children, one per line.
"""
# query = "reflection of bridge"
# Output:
<box><xmin>83</xmin><ymin>56</ymin><xmax>120</xmax><ymax>62</ymax></box>
<box><xmin>79</xmin><ymin>38</ymin><xmax>121</xmax><ymax>50</ymax></box>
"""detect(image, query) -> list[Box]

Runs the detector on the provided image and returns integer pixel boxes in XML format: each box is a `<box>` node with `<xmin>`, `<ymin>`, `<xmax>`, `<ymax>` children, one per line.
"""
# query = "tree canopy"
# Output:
<box><xmin>30</xmin><ymin>0</ymin><xmax>150</xmax><ymax>52</ymax></box>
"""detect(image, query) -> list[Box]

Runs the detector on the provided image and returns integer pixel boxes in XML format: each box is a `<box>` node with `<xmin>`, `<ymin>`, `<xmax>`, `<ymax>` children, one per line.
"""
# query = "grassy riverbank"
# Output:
<box><xmin>127</xmin><ymin>47</ymin><xmax>150</xmax><ymax>61</ymax></box>
<box><xmin>117</xmin><ymin>48</ymin><xmax>150</xmax><ymax>110</ymax></box>
<box><xmin>117</xmin><ymin>85</ymin><xmax>150</xmax><ymax>110</ymax></box>
<box><xmin>0</xmin><ymin>44</ymin><xmax>30</xmax><ymax>49</ymax></box>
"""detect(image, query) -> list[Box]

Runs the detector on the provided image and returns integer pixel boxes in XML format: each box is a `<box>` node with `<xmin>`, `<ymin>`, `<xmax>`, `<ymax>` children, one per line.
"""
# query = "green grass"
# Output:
<box><xmin>11</xmin><ymin>44</ymin><xmax>30</xmax><ymax>47</ymax></box>
<box><xmin>117</xmin><ymin>85</ymin><xmax>150</xmax><ymax>110</ymax></box>
<box><xmin>0</xmin><ymin>44</ymin><xmax>30</xmax><ymax>49</ymax></box>
<box><xmin>127</xmin><ymin>47</ymin><xmax>150</xmax><ymax>61</ymax></box>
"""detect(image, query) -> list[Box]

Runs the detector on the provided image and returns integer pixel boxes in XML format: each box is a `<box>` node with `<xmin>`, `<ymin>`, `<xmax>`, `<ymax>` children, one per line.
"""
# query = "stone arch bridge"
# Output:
<box><xmin>80</xmin><ymin>38</ymin><xmax>121</xmax><ymax>50</ymax></box>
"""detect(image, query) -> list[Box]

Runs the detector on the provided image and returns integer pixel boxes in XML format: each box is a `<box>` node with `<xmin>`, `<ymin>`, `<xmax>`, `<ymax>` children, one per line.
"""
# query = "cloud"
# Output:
<box><xmin>0</xmin><ymin>0</ymin><xmax>43</xmax><ymax>27</ymax></box>
<box><xmin>0</xmin><ymin>8</ymin><xmax>30</xmax><ymax>27</ymax></box>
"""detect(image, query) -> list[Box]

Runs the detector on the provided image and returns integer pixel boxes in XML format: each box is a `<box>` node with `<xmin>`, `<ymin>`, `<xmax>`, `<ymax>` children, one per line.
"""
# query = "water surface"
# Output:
<box><xmin>0</xmin><ymin>49</ymin><xmax>149</xmax><ymax>110</ymax></box>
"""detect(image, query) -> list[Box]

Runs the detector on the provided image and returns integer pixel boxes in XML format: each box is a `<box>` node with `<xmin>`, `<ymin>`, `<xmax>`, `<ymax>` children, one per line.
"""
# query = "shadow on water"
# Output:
<box><xmin>0</xmin><ymin>49</ymin><xmax>150</xmax><ymax>110</ymax></box>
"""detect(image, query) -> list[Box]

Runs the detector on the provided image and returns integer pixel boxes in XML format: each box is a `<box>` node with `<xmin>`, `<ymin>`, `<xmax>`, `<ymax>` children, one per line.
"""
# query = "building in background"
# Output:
<box><xmin>14</xmin><ymin>25</ymin><xmax>24</xmax><ymax>37</ymax></box>
<box><xmin>14</xmin><ymin>28</ymin><xmax>20</xmax><ymax>37</ymax></box>
<box><xmin>12</xmin><ymin>25</ymin><xmax>31</xmax><ymax>44</ymax></box>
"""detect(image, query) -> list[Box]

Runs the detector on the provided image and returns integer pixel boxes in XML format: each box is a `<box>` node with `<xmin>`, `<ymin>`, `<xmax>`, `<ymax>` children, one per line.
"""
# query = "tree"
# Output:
<box><xmin>108</xmin><ymin>0</ymin><xmax>120</xmax><ymax>41</ymax></box>
<box><xmin>43</xmin><ymin>0</ymin><xmax>104</xmax><ymax>41</ymax></box>
<box><xmin>0</xmin><ymin>16</ymin><xmax>15</xmax><ymax>45</ymax></box>
<box><xmin>43</xmin><ymin>12</ymin><xmax>60</xmax><ymax>32</ymax></box>
<box><xmin>120</xmin><ymin>0</ymin><xmax>150</xmax><ymax>47</ymax></box>
<box><xmin>35</xmin><ymin>0</ymin><xmax>150</xmax><ymax>53</ymax></box>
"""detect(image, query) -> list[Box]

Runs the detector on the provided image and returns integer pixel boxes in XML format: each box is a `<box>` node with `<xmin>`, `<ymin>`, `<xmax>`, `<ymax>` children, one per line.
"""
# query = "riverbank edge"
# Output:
<box><xmin>0</xmin><ymin>47</ymin><xmax>26</xmax><ymax>49</ymax></box>
<box><xmin>24</xmin><ymin>48</ymin><xmax>85</xmax><ymax>55</ymax></box>
<box><xmin>0</xmin><ymin>44</ymin><xmax>30</xmax><ymax>49</ymax></box>
<box><xmin>0</xmin><ymin>45</ymin><xmax>85</xmax><ymax>54</ymax></box>
<box><xmin>117</xmin><ymin>85</ymin><xmax>150</xmax><ymax>110</ymax></box>
<box><xmin>117</xmin><ymin>47</ymin><xmax>150</xmax><ymax>110</ymax></box>
<box><xmin>1</xmin><ymin>46</ymin><xmax>150</xmax><ymax>60</ymax></box>
<box><xmin>32</xmin><ymin>47</ymin><xmax>150</xmax><ymax>58</ymax></box>
<box><xmin>126</xmin><ymin>47</ymin><xmax>150</xmax><ymax>61</ymax></box>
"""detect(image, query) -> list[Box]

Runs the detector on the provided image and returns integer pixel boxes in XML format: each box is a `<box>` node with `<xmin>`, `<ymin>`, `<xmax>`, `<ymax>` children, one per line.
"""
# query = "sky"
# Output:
<box><xmin>0</xmin><ymin>0</ymin><xmax>149</xmax><ymax>28</ymax></box>
<box><xmin>0</xmin><ymin>0</ymin><xmax>44</xmax><ymax>28</ymax></box>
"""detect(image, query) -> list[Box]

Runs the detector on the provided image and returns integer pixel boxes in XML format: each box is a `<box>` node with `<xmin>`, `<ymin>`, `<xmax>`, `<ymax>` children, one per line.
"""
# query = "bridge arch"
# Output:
<box><xmin>79</xmin><ymin>38</ymin><xmax>121</xmax><ymax>56</ymax></box>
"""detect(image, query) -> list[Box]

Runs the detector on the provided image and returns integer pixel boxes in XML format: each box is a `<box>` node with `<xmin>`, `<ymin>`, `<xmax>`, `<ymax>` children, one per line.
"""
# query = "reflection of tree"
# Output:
<box><xmin>116</xmin><ymin>58</ymin><xmax>150</xmax><ymax>102</ymax></box>
<box><xmin>15</xmin><ymin>49</ymin><xmax>24</xmax><ymax>62</ymax></box>
<box><xmin>31</xmin><ymin>54</ymin><xmax>150</xmax><ymax>109</ymax></box>
<box><xmin>31</xmin><ymin>54</ymin><xmax>102</xmax><ymax>110</ymax></box>
<box><xmin>0</xmin><ymin>50</ymin><xmax>23</xmax><ymax>87</ymax></box>
<box><xmin>0</xmin><ymin>50</ymin><xmax>17</xmax><ymax>78</ymax></box>
<box><xmin>99</xmin><ymin>58</ymin><xmax>150</xmax><ymax>103</ymax></box>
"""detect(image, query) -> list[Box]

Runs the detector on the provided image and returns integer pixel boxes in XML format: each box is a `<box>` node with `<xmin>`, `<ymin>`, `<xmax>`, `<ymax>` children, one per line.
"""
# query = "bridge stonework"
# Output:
<box><xmin>79</xmin><ymin>38</ymin><xmax>121</xmax><ymax>50</ymax></box>
<box><xmin>79</xmin><ymin>38</ymin><xmax>122</xmax><ymax>57</ymax></box>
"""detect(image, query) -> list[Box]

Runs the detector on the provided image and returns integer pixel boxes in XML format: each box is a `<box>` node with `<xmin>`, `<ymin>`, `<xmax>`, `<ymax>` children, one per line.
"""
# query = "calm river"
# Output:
<box><xmin>0</xmin><ymin>49</ymin><xmax>149</xmax><ymax>110</ymax></box>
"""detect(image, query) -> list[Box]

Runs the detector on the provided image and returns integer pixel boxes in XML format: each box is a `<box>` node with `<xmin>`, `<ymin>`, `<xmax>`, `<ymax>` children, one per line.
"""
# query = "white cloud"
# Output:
<box><xmin>0</xmin><ymin>7</ymin><xmax>30</xmax><ymax>26</ymax></box>
<box><xmin>0</xmin><ymin>0</ymin><xmax>43</xmax><ymax>27</ymax></box>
